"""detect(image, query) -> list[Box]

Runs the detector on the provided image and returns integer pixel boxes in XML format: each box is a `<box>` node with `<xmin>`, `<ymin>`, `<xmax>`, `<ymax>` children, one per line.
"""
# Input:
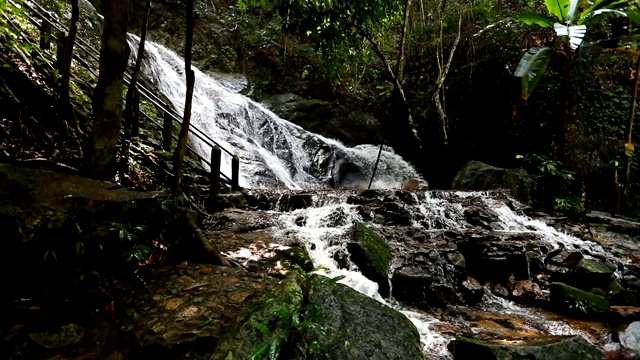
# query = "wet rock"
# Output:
<box><xmin>447</xmin><ymin>251</ymin><xmax>466</xmax><ymax>269</ymax></box>
<box><xmin>549</xmin><ymin>282</ymin><xmax>609</xmax><ymax>318</ymax></box>
<box><xmin>609</xmin><ymin>306</ymin><xmax>640</xmax><ymax>327</ymax></box>
<box><xmin>211</xmin><ymin>276</ymin><xmax>303</xmax><ymax>360</ymax></box>
<box><xmin>457</xmin><ymin>234</ymin><xmax>532</xmax><ymax>283</ymax></box>
<box><xmin>547</xmin><ymin>250</ymin><xmax>583</xmax><ymax>268</ymax></box>
<box><xmin>448</xmin><ymin>335</ymin><xmax>602</xmax><ymax>360</ymax></box>
<box><xmin>208</xmin><ymin>192</ymin><xmax>248</xmax><ymax>211</ymax></box>
<box><xmin>604</xmin><ymin>349</ymin><xmax>640</xmax><ymax>360</ymax></box>
<box><xmin>128</xmin><ymin>264</ymin><xmax>277</xmax><ymax>352</ymax></box>
<box><xmin>275</xmin><ymin>244</ymin><xmax>313</xmax><ymax>272</ymax></box>
<box><xmin>511</xmin><ymin>280</ymin><xmax>546</xmax><ymax>303</ymax></box>
<box><xmin>374</xmin><ymin>201</ymin><xmax>413</xmax><ymax>226</ymax></box>
<box><xmin>305</xmin><ymin>277</ymin><xmax>423</xmax><ymax>360</ymax></box>
<box><xmin>347</xmin><ymin>222</ymin><xmax>391</xmax><ymax>298</ymax></box>
<box><xmin>276</xmin><ymin>193</ymin><xmax>313</xmax><ymax>211</ymax></box>
<box><xmin>620</xmin><ymin>322</ymin><xmax>640</xmax><ymax>353</ymax></box>
<box><xmin>27</xmin><ymin>323</ymin><xmax>84</xmax><ymax>349</ymax></box>
<box><xmin>490</xmin><ymin>283</ymin><xmax>510</xmax><ymax>298</ymax></box>
<box><xmin>451</xmin><ymin>161</ymin><xmax>533</xmax><ymax>204</ymax></box>
<box><xmin>460</xmin><ymin>277</ymin><xmax>484</xmax><ymax>305</ymax></box>
<box><xmin>569</xmin><ymin>258</ymin><xmax>616</xmax><ymax>290</ymax></box>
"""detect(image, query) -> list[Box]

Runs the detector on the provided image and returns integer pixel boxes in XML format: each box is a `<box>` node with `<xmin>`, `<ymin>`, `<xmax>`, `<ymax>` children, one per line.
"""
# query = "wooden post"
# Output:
<box><xmin>210</xmin><ymin>146</ymin><xmax>221</xmax><ymax>197</ymax></box>
<box><xmin>231</xmin><ymin>155</ymin><xmax>240</xmax><ymax>191</ymax></box>
<box><xmin>162</xmin><ymin>112</ymin><xmax>172</xmax><ymax>151</ymax></box>
<box><xmin>39</xmin><ymin>18</ymin><xmax>51</xmax><ymax>50</ymax></box>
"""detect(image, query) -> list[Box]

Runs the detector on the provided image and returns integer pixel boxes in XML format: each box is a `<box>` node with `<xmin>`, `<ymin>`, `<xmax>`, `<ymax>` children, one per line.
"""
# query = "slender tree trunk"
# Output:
<box><xmin>122</xmin><ymin>0</ymin><xmax>151</xmax><ymax>177</ymax></box>
<box><xmin>559</xmin><ymin>41</ymin><xmax>573</xmax><ymax>162</ymax></box>
<box><xmin>85</xmin><ymin>0</ymin><xmax>130</xmax><ymax>179</ymax></box>
<box><xmin>623</xmin><ymin>53</ymin><xmax>640</xmax><ymax>206</ymax></box>
<box><xmin>172</xmin><ymin>0</ymin><xmax>195</xmax><ymax>196</ymax></box>
<box><xmin>58</xmin><ymin>0</ymin><xmax>79</xmax><ymax>126</ymax></box>
<box><xmin>433</xmin><ymin>9</ymin><xmax>462</xmax><ymax>146</ymax></box>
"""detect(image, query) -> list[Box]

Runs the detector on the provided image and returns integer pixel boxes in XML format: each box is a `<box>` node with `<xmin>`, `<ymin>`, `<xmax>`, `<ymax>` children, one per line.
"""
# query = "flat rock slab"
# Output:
<box><xmin>448</xmin><ymin>335</ymin><xmax>602</xmax><ymax>360</ymax></box>
<box><xmin>125</xmin><ymin>264</ymin><xmax>277</xmax><ymax>352</ymax></box>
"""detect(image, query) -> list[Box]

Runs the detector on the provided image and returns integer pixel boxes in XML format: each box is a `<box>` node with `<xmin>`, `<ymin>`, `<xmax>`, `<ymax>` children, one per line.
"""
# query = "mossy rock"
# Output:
<box><xmin>347</xmin><ymin>222</ymin><xmax>391</xmax><ymax>297</ymax></box>
<box><xmin>448</xmin><ymin>335</ymin><xmax>602</xmax><ymax>360</ymax></box>
<box><xmin>304</xmin><ymin>275</ymin><xmax>423</xmax><ymax>360</ymax></box>
<box><xmin>211</xmin><ymin>276</ymin><xmax>304</xmax><ymax>360</ymax></box>
<box><xmin>549</xmin><ymin>282</ymin><xmax>609</xmax><ymax>318</ymax></box>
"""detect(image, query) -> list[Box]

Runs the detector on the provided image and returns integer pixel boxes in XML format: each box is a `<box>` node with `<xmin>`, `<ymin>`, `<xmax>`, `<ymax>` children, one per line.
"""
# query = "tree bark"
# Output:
<box><xmin>85</xmin><ymin>0</ymin><xmax>130</xmax><ymax>179</ymax></box>
<box><xmin>172</xmin><ymin>0</ymin><xmax>195</xmax><ymax>196</ymax></box>
<box><xmin>623</xmin><ymin>53</ymin><xmax>640</xmax><ymax>206</ymax></box>
<box><xmin>433</xmin><ymin>9</ymin><xmax>462</xmax><ymax>146</ymax></box>
<box><xmin>121</xmin><ymin>0</ymin><xmax>151</xmax><ymax>177</ymax></box>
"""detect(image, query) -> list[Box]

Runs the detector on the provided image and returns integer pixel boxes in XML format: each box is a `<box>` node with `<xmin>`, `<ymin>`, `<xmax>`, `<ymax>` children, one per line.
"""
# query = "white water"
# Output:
<box><xmin>130</xmin><ymin>37</ymin><xmax>616</xmax><ymax>357</ymax></box>
<box><xmin>130</xmin><ymin>37</ymin><xmax>423</xmax><ymax>190</ymax></box>
<box><xmin>274</xmin><ymin>193</ymin><xmax>452</xmax><ymax>358</ymax></box>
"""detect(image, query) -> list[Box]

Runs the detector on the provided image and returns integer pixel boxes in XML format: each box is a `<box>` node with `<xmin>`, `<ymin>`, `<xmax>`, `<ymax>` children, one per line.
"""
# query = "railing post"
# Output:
<box><xmin>231</xmin><ymin>155</ymin><xmax>240</xmax><ymax>191</ymax></box>
<box><xmin>210</xmin><ymin>146</ymin><xmax>221</xmax><ymax>197</ymax></box>
<box><xmin>162</xmin><ymin>111</ymin><xmax>172</xmax><ymax>151</ymax></box>
<box><xmin>39</xmin><ymin>18</ymin><xmax>51</xmax><ymax>50</ymax></box>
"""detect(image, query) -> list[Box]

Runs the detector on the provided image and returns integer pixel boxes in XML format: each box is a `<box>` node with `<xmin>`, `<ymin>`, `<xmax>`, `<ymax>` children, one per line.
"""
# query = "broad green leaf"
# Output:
<box><xmin>514</xmin><ymin>47</ymin><xmax>552</xmax><ymax>100</ymax></box>
<box><xmin>513</xmin><ymin>11</ymin><xmax>556</xmax><ymax>27</ymax></box>
<box><xmin>628</xmin><ymin>9</ymin><xmax>640</xmax><ymax>25</ymax></box>
<box><xmin>579</xmin><ymin>8</ymin><xmax>627</xmax><ymax>24</ymax></box>
<box><xmin>581</xmin><ymin>0</ymin><xmax>627</xmax><ymax>21</ymax></box>
<box><xmin>545</xmin><ymin>0</ymin><xmax>571</xmax><ymax>22</ymax></box>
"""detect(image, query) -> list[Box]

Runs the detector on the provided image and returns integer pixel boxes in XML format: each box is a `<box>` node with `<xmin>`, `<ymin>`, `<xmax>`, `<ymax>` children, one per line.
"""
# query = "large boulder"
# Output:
<box><xmin>211</xmin><ymin>275</ymin><xmax>303</xmax><ymax>360</ymax></box>
<box><xmin>262</xmin><ymin>93</ymin><xmax>382</xmax><ymax>147</ymax></box>
<box><xmin>448</xmin><ymin>335</ymin><xmax>602</xmax><ymax>360</ymax></box>
<box><xmin>549</xmin><ymin>282</ymin><xmax>609</xmax><ymax>318</ymax></box>
<box><xmin>347</xmin><ymin>222</ymin><xmax>391</xmax><ymax>298</ymax></box>
<box><xmin>305</xmin><ymin>277</ymin><xmax>423</xmax><ymax>360</ymax></box>
<box><xmin>451</xmin><ymin>161</ymin><xmax>533</xmax><ymax>205</ymax></box>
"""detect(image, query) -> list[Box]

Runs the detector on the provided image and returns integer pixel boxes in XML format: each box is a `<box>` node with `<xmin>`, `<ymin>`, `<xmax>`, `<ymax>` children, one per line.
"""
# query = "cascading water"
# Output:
<box><xmin>130</xmin><ymin>36</ymin><xmax>621</xmax><ymax>358</ymax></box>
<box><xmin>129</xmin><ymin>36</ymin><xmax>423</xmax><ymax>190</ymax></box>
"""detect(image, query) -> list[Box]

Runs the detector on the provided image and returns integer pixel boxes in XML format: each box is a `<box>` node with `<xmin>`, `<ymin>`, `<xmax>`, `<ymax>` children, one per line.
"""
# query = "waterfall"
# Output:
<box><xmin>129</xmin><ymin>37</ymin><xmax>615</xmax><ymax>358</ymax></box>
<box><xmin>128</xmin><ymin>36</ymin><xmax>423</xmax><ymax>190</ymax></box>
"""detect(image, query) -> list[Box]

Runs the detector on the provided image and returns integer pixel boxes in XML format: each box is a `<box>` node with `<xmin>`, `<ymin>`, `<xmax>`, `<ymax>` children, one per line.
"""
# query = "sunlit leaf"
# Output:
<box><xmin>626</xmin><ymin>143</ymin><xmax>635</xmax><ymax>157</ymax></box>
<box><xmin>514</xmin><ymin>47</ymin><xmax>552</xmax><ymax>100</ymax></box>
<box><xmin>581</xmin><ymin>0</ymin><xmax>627</xmax><ymax>21</ymax></box>
<box><xmin>545</xmin><ymin>0</ymin><xmax>572</xmax><ymax>22</ymax></box>
<box><xmin>513</xmin><ymin>11</ymin><xmax>556</xmax><ymax>27</ymax></box>
<box><xmin>553</xmin><ymin>23</ymin><xmax>587</xmax><ymax>49</ymax></box>
<box><xmin>250</xmin><ymin>343</ymin><xmax>269</xmax><ymax>360</ymax></box>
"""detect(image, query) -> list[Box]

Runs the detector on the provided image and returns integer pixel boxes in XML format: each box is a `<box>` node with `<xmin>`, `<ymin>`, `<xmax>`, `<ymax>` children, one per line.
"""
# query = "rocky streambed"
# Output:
<box><xmin>2</xmin><ymin>163</ymin><xmax>640</xmax><ymax>359</ymax></box>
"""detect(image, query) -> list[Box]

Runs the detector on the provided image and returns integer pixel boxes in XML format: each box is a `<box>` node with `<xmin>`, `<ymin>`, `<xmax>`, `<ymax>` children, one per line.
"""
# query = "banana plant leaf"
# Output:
<box><xmin>513</xmin><ymin>11</ymin><xmax>556</xmax><ymax>27</ymax></box>
<box><xmin>514</xmin><ymin>46</ymin><xmax>552</xmax><ymax>100</ymax></box>
<box><xmin>580</xmin><ymin>0</ymin><xmax>627</xmax><ymax>21</ymax></box>
<box><xmin>545</xmin><ymin>0</ymin><xmax>578</xmax><ymax>22</ymax></box>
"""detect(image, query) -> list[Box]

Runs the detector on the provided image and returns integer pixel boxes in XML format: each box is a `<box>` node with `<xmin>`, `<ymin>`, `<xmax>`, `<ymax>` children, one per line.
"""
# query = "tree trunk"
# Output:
<box><xmin>433</xmin><ymin>9</ymin><xmax>462</xmax><ymax>146</ymax></box>
<box><xmin>85</xmin><ymin>0</ymin><xmax>130</xmax><ymax>179</ymax></box>
<box><xmin>172</xmin><ymin>0</ymin><xmax>195</xmax><ymax>196</ymax></box>
<box><xmin>623</xmin><ymin>53</ymin><xmax>640</xmax><ymax>208</ymax></box>
<box><xmin>121</xmin><ymin>0</ymin><xmax>151</xmax><ymax>177</ymax></box>
<box><xmin>58</xmin><ymin>0</ymin><xmax>79</xmax><ymax>127</ymax></box>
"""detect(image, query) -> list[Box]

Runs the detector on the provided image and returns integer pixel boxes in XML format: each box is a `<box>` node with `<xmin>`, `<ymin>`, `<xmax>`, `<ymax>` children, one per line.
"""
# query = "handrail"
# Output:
<box><xmin>14</xmin><ymin>0</ymin><xmax>239</xmax><ymax>190</ymax></box>
<box><xmin>22</xmin><ymin>0</ymin><xmax>235</xmax><ymax>158</ymax></box>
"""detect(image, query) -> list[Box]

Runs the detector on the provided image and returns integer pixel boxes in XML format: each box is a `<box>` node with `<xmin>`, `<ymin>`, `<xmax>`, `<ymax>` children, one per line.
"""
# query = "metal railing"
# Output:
<box><xmin>11</xmin><ymin>0</ymin><xmax>239</xmax><ymax>194</ymax></box>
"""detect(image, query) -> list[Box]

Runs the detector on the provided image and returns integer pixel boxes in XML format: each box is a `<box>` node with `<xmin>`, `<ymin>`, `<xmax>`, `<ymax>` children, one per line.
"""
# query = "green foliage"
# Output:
<box><xmin>514</xmin><ymin>47</ymin><xmax>552</xmax><ymax>100</ymax></box>
<box><xmin>250</xmin><ymin>270</ymin><xmax>342</xmax><ymax>359</ymax></box>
